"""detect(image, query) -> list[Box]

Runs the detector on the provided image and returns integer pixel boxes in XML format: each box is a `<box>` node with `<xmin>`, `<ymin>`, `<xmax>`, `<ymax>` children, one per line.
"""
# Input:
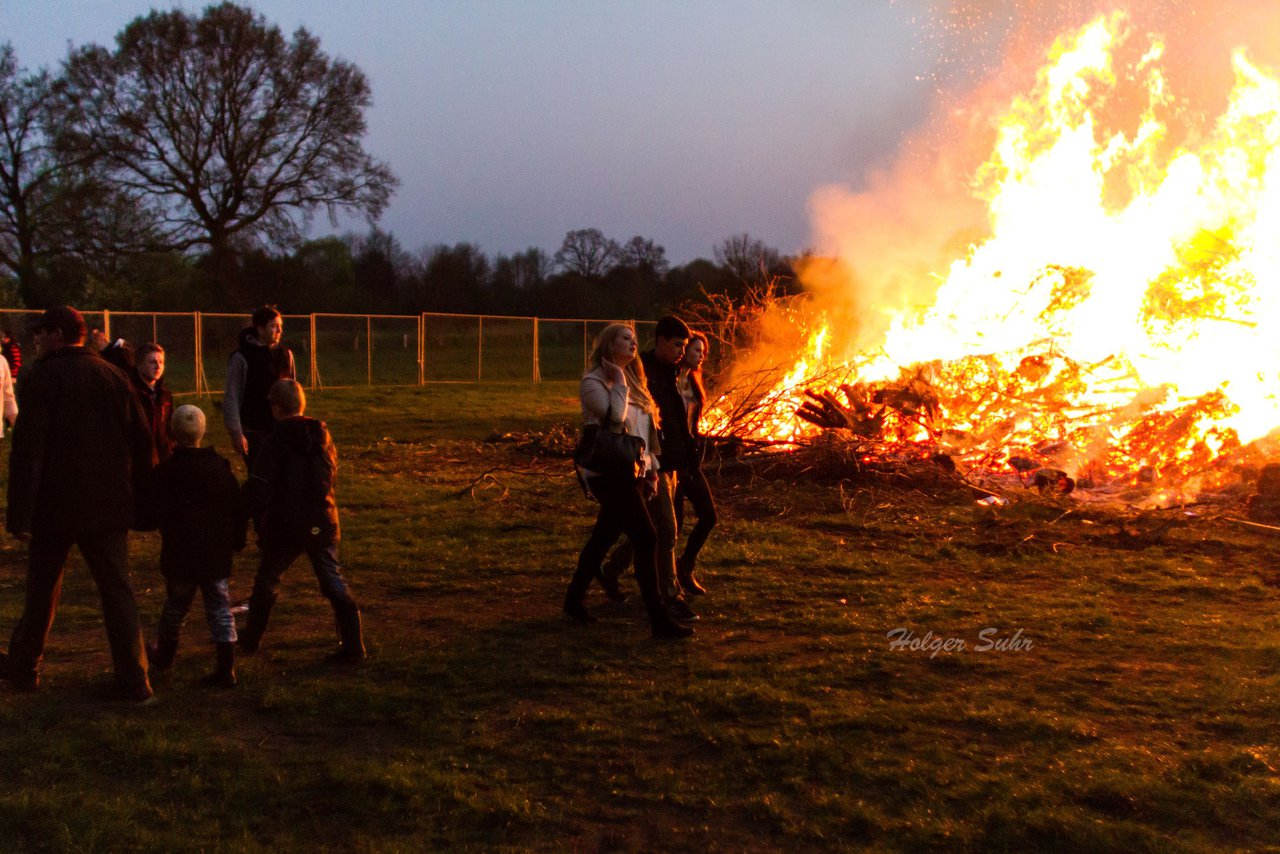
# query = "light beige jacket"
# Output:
<box><xmin>579</xmin><ymin>365</ymin><xmax>661</xmax><ymax>476</ymax></box>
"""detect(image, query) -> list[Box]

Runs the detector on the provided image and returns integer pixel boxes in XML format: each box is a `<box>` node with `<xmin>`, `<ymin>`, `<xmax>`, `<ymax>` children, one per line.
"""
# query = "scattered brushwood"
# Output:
<box><xmin>484</xmin><ymin>420</ymin><xmax>578</xmax><ymax>457</ymax></box>
<box><xmin>709</xmin><ymin>432</ymin><xmax>973</xmax><ymax>498</ymax></box>
<box><xmin>1246</xmin><ymin>462</ymin><xmax>1280</xmax><ymax>522</ymax></box>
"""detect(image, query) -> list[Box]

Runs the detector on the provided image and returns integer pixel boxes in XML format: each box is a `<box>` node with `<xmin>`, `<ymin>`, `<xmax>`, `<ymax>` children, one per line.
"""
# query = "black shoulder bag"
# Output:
<box><xmin>574</xmin><ymin>403</ymin><xmax>645</xmax><ymax>479</ymax></box>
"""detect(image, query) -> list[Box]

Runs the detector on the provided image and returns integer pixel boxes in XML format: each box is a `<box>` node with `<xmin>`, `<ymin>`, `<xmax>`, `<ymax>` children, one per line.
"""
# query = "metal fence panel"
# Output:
<box><xmin>0</xmin><ymin>308</ymin><xmax>675</xmax><ymax>394</ymax></box>
<box><xmin>422</xmin><ymin>314</ymin><xmax>480</xmax><ymax>382</ymax></box>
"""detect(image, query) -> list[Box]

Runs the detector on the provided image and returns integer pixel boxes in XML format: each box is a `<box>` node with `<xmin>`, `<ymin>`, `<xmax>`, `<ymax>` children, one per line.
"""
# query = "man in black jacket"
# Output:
<box><xmin>639</xmin><ymin>316</ymin><xmax>696</xmax><ymax>618</ymax></box>
<box><xmin>0</xmin><ymin>306</ymin><xmax>156</xmax><ymax>701</ymax></box>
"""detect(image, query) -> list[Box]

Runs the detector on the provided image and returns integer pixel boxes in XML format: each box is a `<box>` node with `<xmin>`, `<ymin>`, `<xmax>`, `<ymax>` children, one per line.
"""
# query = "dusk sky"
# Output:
<box><xmin>0</xmin><ymin>0</ymin><xmax>963</xmax><ymax>265</ymax></box>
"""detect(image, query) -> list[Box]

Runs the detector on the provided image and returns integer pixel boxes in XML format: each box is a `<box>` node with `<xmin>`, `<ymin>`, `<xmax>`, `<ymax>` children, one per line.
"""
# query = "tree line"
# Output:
<box><xmin>1</xmin><ymin>3</ymin><xmax>802</xmax><ymax>320</ymax></box>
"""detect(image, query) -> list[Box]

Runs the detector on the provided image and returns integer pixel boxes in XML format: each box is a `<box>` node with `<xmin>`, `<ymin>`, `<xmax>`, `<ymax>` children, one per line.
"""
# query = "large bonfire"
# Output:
<box><xmin>705</xmin><ymin>10</ymin><xmax>1280</xmax><ymax>503</ymax></box>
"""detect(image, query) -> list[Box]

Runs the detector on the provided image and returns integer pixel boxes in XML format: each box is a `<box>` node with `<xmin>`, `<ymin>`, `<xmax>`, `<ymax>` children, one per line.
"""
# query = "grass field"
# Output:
<box><xmin>2</xmin><ymin>383</ymin><xmax>1280</xmax><ymax>852</ymax></box>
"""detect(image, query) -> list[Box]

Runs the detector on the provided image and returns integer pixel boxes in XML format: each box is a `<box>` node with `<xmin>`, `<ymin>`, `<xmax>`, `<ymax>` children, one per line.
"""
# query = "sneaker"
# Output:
<box><xmin>666</xmin><ymin>598</ymin><xmax>699</xmax><ymax>623</ymax></box>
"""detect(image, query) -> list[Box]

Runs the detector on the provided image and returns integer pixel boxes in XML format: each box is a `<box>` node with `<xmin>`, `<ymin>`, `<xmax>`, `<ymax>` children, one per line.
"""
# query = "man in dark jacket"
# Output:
<box><xmin>238</xmin><ymin>379</ymin><xmax>365</xmax><ymax>663</ymax></box>
<box><xmin>224</xmin><ymin>306</ymin><xmax>295</xmax><ymax>467</ymax></box>
<box><xmin>638</xmin><ymin>316</ymin><xmax>695</xmax><ymax>611</ymax></box>
<box><xmin>0</xmin><ymin>306</ymin><xmax>156</xmax><ymax>701</ymax></box>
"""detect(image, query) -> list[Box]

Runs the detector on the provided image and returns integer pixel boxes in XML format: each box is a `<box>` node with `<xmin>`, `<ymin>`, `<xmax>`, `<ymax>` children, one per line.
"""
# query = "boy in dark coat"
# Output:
<box><xmin>145</xmin><ymin>404</ymin><xmax>247</xmax><ymax>687</ymax></box>
<box><xmin>239</xmin><ymin>380</ymin><xmax>365</xmax><ymax>663</ymax></box>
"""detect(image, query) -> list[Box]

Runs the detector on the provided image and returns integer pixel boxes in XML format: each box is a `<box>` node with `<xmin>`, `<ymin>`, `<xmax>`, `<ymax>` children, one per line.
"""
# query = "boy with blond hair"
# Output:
<box><xmin>145</xmin><ymin>404</ymin><xmax>246</xmax><ymax>687</ymax></box>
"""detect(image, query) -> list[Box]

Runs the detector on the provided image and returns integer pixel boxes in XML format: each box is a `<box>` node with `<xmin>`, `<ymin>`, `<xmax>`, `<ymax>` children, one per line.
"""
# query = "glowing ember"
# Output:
<box><xmin>708</xmin><ymin>12</ymin><xmax>1280</xmax><ymax>490</ymax></box>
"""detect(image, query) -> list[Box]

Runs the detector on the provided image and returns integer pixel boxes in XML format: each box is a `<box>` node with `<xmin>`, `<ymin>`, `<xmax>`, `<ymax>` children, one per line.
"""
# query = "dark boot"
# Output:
<box><xmin>326</xmin><ymin>602</ymin><xmax>366</xmax><ymax>663</ymax></box>
<box><xmin>648</xmin><ymin>605</ymin><xmax>694</xmax><ymax>640</ymax></box>
<box><xmin>676</xmin><ymin>558</ymin><xmax>707</xmax><ymax>596</ymax></box>
<box><xmin>562</xmin><ymin>593</ymin><xmax>597</xmax><ymax>624</ymax></box>
<box><xmin>202</xmin><ymin>642</ymin><xmax>237</xmax><ymax>688</ymax></box>
<box><xmin>595</xmin><ymin>566</ymin><xmax>628</xmax><ymax>603</ymax></box>
<box><xmin>238</xmin><ymin>592</ymin><xmax>276</xmax><ymax>654</ymax></box>
<box><xmin>146</xmin><ymin>631</ymin><xmax>179</xmax><ymax>671</ymax></box>
<box><xmin>0</xmin><ymin>651</ymin><xmax>39</xmax><ymax>692</ymax></box>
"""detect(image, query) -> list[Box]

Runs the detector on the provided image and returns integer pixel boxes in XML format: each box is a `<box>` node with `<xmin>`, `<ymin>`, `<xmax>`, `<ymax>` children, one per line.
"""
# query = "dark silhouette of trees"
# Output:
<box><xmin>0</xmin><ymin>45</ymin><xmax>61</xmax><ymax>304</ymax></box>
<box><xmin>1</xmin><ymin>45</ymin><xmax>153</xmax><ymax>306</ymax></box>
<box><xmin>419</xmin><ymin>242</ymin><xmax>490</xmax><ymax>313</ymax></box>
<box><xmin>59</xmin><ymin>3</ymin><xmax>397</xmax><ymax>300</ymax></box>
<box><xmin>348</xmin><ymin>227</ymin><xmax>414</xmax><ymax>310</ymax></box>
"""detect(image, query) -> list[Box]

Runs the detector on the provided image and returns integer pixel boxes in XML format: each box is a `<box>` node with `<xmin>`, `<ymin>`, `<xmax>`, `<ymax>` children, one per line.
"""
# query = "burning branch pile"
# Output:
<box><xmin>690</xmin><ymin>14</ymin><xmax>1280</xmax><ymax>504</ymax></box>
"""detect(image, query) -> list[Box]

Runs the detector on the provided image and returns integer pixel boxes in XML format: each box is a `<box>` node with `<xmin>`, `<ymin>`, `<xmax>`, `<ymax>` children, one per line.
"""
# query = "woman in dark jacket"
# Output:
<box><xmin>674</xmin><ymin>332</ymin><xmax>718</xmax><ymax>594</ymax></box>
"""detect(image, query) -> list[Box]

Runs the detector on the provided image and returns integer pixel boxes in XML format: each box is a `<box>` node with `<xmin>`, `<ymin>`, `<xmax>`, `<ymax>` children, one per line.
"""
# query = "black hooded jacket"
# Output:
<box><xmin>146</xmin><ymin>446</ymin><xmax>247</xmax><ymax>582</ymax></box>
<box><xmin>245</xmin><ymin>415</ymin><xmax>340</xmax><ymax>548</ymax></box>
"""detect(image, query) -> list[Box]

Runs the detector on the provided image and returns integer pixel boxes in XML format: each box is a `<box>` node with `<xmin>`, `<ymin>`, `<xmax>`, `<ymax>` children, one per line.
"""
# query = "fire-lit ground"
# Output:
<box><xmin>5</xmin><ymin>385</ymin><xmax>1279</xmax><ymax>850</ymax></box>
<box><xmin>709</xmin><ymin>10</ymin><xmax>1280</xmax><ymax>505</ymax></box>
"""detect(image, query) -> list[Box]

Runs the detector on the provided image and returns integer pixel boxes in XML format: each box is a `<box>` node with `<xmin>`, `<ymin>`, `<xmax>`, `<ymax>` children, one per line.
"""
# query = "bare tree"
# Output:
<box><xmin>60</xmin><ymin>3</ymin><xmax>398</xmax><ymax>294</ymax></box>
<box><xmin>714</xmin><ymin>232</ymin><xmax>782</xmax><ymax>284</ymax></box>
<box><xmin>0</xmin><ymin>45</ymin><xmax>139</xmax><ymax>305</ymax></box>
<box><xmin>618</xmin><ymin>235</ymin><xmax>669</xmax><ymax>275</ymax></box>
<box><xmin>553</xmin><ymin>228</ymin><xmax>619</xmax><ymax>278</ymax></box>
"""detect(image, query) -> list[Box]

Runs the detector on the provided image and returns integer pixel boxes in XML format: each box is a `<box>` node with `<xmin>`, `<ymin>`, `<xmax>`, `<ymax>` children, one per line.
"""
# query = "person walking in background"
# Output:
<box><xmin>674</xmin><ymin>331</ymin><xmax>718</xmax><ymax>595</ymax></box>
<box><xmin>144</xmin><ymin>405</ymin><xmax>246</xmax><ymax>688</ymax></box>
<box><xmin>564</xmin><ymin>323</ymin><xmax>692</xmax><ymax>639</ymax></box>
<box><xmin>1</xmin><ymin>328</ymin><xmax>21</xmax><ymax>379</ymax></box>
<box><xmin>0</xmin><ymin>306</ymin><xmax>156</xmax><ymax>702</ymax></box>
<box><xmin>225</xmin><ymin>306</ymin><xmax>295</xmax><ymax>467</ymax></box>
<box><xmin>134</xmin><ymin>343</ymin><xmax>175</xmax><ymax>462</ymax></box>
<box><xmin>0</xmin><ymin>338</ymin><xmax>15</xmax><ymax>438</ymax></box>
<box><xmin>238</xmin><ymin>380</ymin><xmax>365</xmax><ymax>662</ymax></box>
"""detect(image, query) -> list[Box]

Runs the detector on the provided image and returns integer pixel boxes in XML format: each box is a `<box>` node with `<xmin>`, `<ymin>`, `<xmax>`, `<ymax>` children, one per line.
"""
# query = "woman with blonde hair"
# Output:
<box><xmin>564</xmin><ymin>324</ymin><xmax>693</xmax><ymax>638</ymax></box>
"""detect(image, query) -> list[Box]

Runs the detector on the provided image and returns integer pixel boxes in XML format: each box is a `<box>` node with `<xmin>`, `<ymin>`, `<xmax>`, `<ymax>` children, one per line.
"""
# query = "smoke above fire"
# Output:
<box><xmin>712</xmin><ymin>2</ymin><xmax>1280</xmax><ymax>491</ymax></box>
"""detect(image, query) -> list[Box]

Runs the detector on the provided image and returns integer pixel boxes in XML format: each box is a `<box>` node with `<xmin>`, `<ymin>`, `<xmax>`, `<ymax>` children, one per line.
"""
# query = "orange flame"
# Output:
<box><xmin>711</xmin><ymin>12</ymin><xmax>1280</xmax><ymax>489</ymax></box>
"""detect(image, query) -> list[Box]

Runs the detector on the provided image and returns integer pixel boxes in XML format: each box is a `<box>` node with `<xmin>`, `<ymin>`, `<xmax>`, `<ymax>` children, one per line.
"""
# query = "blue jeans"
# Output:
<box><xmin>251</xmin><ymin>542</ymin><xmax>355</xmax><ymax>607</ymax></box>
<box><xmin>157</xmin><ymin>578</ymin><xmax>237</xmax><ymax>644</ymax></box>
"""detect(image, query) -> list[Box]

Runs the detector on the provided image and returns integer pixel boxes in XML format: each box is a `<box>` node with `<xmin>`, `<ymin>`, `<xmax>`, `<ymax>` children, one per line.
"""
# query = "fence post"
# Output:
<box><xmin>194</xmin><ymin>311</ymin><xmax>204</xmax><ymax>396</ymax></box>
<box><xmin>477</xmin><ymin>315</ymin><xmax>483</xmax><ymax>382</ymax></box>
<box><xmin>418</xmin><ymin>313</ymin><xmax>426</xmax><ymax>386</ymax></box>
<box><xmin>366</xmin><ymin>315</ymin><xmax>373</xmax><ymax>386</ymax></box>
<box><xmin>308</xmin><ymin>314</ymin><xmax>318</xmax><ymax>390</ymax></box>
<box><xmin>103</xmin><ymin>309</ymin><xmax>111</xmax><ymax>340</ymax></box>
<box><xmin>532</xmin><ymin>317</ymin><xmax>540</xmax><ymax>383</ymax></box>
